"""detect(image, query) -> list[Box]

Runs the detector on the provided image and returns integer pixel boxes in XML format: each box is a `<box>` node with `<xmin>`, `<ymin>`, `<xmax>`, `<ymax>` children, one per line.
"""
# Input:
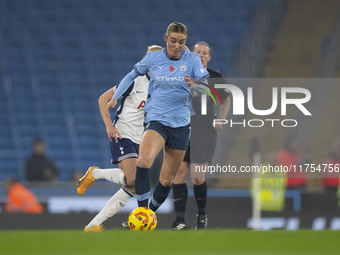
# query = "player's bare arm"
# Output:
<box><xmin>214</xmin><ymin>96</ymin><xmax>230</xmax><ymax>130</ymax></box>
<box><xmin>105</xmin><ymin>98</ymin><xmax>118</xmax><ymax>118</ymax></box>
<box><xmin>98</xmin><ymin>88</ymin><xmax>121</xmax><ymax>143</ymax></box>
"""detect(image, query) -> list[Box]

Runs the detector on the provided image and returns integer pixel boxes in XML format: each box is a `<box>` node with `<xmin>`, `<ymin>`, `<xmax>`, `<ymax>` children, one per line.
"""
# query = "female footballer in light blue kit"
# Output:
<box><xmin>106</xmin><ymin>22</ymin><xmax>209</xmax><ymax>212</ymax></box>
<box><xmin>76</xmin><ymin>45</ymin><xmax>164</xmax><ymax>232</ymax></box>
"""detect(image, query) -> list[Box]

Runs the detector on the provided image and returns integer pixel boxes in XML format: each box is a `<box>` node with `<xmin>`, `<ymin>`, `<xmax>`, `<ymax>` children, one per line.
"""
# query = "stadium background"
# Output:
<box><xmin>1</xmin><ymin>0</ymin><xmax>340</xmax><ymax>231</ymax></box>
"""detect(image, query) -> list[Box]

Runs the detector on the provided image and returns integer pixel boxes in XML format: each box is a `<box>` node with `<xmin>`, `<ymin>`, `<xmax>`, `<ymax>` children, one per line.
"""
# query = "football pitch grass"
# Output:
<box><xmin>1</xmin><ymin>229</ymin><xmax>339</xmax><ymax>255</ymax></box>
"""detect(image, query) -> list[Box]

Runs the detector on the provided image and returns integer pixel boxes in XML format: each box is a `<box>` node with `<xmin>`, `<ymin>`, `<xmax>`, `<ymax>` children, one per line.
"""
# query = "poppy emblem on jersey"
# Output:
<box><xmin>169</xmin><ymin>65</ymin><xmax>175</xmax><ymax>72</ymax></box>
<box><xmin>180</xmin><ymin>65</ymin><xmax>187</xmax><ymax>71</ymax></box>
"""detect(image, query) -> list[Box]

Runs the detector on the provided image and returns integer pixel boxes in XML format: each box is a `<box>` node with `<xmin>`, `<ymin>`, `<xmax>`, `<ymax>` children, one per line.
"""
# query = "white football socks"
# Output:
<box><xmin>92</xmin><ymin>168</ymin><xmax>126</xmax><ymax>186</ymax></box>
<box><xmin>86</xmin><ymin>188</ymin><xmax>133</xmax><ymax>229</ymax></box>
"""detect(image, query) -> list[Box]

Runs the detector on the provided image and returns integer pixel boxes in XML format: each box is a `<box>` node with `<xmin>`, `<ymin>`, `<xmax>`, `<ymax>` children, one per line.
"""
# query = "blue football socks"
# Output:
<box><xmin>135</xmin><ymin>166</ymin><xmax>150</xmax><ymax>207</ymax></box>
<box><xmin>149</xmin><ymin>181</ymin><xmax>171</xmax><ymax>212</ymax></box>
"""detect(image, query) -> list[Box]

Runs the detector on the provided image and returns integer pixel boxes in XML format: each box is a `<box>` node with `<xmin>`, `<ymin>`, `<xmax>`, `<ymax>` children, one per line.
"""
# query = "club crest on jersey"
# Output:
<box><xmin>169</xmin><ymin>65</ymin><xmax>175</xmax><ymax>72</ymax></box>
<box><xmin>180</xmin><ymin>65</ymin><xmax>187</xmax><ymax>71</ymax></box>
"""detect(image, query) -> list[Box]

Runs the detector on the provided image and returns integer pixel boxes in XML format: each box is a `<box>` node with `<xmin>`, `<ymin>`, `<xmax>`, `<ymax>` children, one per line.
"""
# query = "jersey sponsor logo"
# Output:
<box><xmin>180</xmin><ymin>65</ymin><xmax>187</xmax><ymax>71</ymax></box>
<box><xmin>155</xmin><ymin>76</ymin><xmax>184</xmax><ymax>82</ymax></box>
<box><xmin>169</xmin><ymin>65</ymin><xmax>175</xmax><ymax>72</ymax></box>
<box><xmin>137</xmin><ymin>100</ymin><xmax>145</xmax><ymax>109</ymax></box>
<box><xmin>200</xmin><ymin>68</ymin><xmax>206</xmax><ymax>73</ymax></box>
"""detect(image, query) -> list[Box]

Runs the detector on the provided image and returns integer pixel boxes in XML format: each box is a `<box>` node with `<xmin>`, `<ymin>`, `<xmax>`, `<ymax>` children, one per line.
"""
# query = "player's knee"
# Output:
<box><xmin>159</xmin><ymin>177</ymin><xmax>173</xmax><ymax>187</ymax></box>
<box><xmin>191</xmin><ymin>177</ymin><xmax>205</xmax><ymax>186</ymax></box>
<box><xmin>137</xmin><ymin>158</ymin><xmax>153</xmax><ymax>169</ymax></box>
<box><xmin>173</xmin><ymin>174</ymin><xmax>187</xmax><ymax>184</ymax></box>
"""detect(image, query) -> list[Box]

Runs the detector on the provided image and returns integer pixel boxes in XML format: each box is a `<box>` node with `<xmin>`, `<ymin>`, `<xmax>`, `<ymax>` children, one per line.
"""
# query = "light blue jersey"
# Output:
<box><xmin>114</xmin><ymin>48</ymin><xmax>209</xmax><ymax>128</ymax></box>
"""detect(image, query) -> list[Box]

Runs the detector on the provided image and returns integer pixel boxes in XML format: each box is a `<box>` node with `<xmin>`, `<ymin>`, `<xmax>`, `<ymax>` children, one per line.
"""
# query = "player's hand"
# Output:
<box><xmin>106</xmin><ymin>124</ymin><xmax>122</xmax><ymax>143</ymax></box>
<box><xmin>105</xmin><ymin>98</ymin><xmax>117</xmax><ymax>118</ymax></box>
<box><xmin>185</xmin><ymin>75</ymin><xmax>196</xmax><ymax>89</ymax></box>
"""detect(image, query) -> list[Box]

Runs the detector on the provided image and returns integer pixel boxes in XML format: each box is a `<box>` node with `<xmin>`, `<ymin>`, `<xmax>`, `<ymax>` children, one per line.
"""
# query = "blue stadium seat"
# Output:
<box><xmin>0</xmin><ymin>136</ymin><xmax>15</xmax><ymax>151</ymax></box>
<box><xmin>0</xmin><ymin>0</ymin><xmax>259</xmax><ymax>180</ymax></box>
<box><xmin>0</xmin><ymin>153</ymin><xmax>20</xmax><ymax>180</ymax></box>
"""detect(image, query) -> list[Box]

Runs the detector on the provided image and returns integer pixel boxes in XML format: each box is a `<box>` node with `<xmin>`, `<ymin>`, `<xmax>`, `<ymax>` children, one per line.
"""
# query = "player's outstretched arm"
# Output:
<box><xmin>98</xmin><ymin>88</ymin><xmax>122</xmax><ymax>143</ymax></box>
<box><xmin>105</xmin><ymin>69</ymin><xmax>139</xmax><ymax>117</ymax></box>
<box><xmin>113</xmin><ymin>70</ymin><xmax>139</xmax><ymax>100</ymax></box>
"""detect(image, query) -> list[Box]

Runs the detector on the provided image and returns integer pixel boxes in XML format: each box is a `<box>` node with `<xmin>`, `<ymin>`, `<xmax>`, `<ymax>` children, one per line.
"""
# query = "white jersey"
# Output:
<box><xmin>114</xmin><ymin>75</ymin><xmax>149</xmax><ymax>144</ymax></box>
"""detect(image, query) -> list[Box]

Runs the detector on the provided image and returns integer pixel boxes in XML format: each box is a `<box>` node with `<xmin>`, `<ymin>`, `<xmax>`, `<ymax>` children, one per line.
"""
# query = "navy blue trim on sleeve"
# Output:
<box><xmin>114</xmin><ymin>82</ymin><xmax>135</xmax><ymax>125</ymax></box>
<box><xmin>113</xmin><ymin>70</ymin><xmax>139</xmax><ymax>100</ymax></box>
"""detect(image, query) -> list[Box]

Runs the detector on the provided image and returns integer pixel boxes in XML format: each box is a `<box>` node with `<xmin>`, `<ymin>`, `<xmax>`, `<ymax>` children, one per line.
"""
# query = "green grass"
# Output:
<box><xmin>1</xmin><ymin>229</ymin><xmax>339</xmax><ymax>255</ymax></box>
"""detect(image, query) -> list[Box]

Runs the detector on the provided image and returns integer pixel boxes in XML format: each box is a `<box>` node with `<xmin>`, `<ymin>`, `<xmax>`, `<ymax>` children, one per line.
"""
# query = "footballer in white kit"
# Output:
<box><xmin>110</xmin><ymin>74</ymin><xmax>149</xmax><ymax>163</ymax></box>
